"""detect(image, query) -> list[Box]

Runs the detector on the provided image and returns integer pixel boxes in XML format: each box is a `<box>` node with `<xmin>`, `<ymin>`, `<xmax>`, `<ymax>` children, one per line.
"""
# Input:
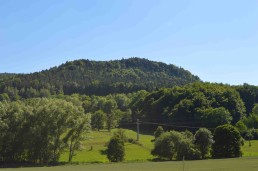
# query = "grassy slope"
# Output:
<box><xmin>60</xmin><ymin>129</ymin><xmax>154</xmax><ymax>163</ymax></box>
<box><xmin>59</xmin><ymin>129</ymin><xmax>258</xmax><ymax>163</ymax></box>
<box><xmin>242</xmin><ymin>140</ymin><xmax>258</xmax><ymax>157</ymax></box>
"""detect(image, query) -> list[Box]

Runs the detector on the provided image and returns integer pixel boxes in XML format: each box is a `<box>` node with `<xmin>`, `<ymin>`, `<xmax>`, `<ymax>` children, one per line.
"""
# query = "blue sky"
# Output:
<box><xmin>1</xmin><ymin>0</ymin><xmax>258</xmax><ymax>85</ymax></box>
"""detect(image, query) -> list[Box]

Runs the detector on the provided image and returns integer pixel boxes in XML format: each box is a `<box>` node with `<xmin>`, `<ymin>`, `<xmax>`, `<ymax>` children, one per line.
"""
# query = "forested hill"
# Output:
<box><xmin>0</xmin><ymin>58</ymin><xmax>199</xmax><ymax>98</ymax></box>
<box><xmin>0</xmin><ymin>73</ymin><xmax>16</xmax><ymax>81</ymax></box>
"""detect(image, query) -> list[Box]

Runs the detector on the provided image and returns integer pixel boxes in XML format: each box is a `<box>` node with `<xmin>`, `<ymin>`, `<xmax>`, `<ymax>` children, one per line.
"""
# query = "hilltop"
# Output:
<box><xmin>0</xmin><ymin>57</ymin><xmax>199</xmax><ymax>97</ymax></box>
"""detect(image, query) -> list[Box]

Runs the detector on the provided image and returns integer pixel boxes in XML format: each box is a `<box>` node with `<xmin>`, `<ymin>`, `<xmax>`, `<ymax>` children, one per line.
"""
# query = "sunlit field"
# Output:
<box><xmin>3</xmin><ymin>157</ymin><xmax>258</xmax><ymax>171</ymax></box>
<box><xmin>59</xmin><ymin>129</ymin><xmax>154</xmax><ymax>163</ymax></box>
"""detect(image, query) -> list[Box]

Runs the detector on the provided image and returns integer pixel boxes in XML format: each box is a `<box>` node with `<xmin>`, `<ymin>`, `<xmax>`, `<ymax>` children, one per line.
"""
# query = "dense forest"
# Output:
<box><xmin>0</xmin><ymin>58</ymin><xmax>199</xmax><ymax>98</ymax></box>
<box><xmin>1</xmin><ymin>58</ymin><xmax>258</xmax><ymax>164</ymax></box>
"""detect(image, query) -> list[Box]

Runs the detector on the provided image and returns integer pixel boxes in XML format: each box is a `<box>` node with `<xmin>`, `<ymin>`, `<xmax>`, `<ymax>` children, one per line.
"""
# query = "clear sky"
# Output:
<box><xmin>1</xmin><ymin>0</ymin><xmax>258</xmax><ymax>85</ymax></box>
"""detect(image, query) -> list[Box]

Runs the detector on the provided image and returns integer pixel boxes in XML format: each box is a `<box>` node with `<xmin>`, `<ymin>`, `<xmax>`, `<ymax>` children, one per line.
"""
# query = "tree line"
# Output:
<box><xmin>1</xmin><ymin>82</ymin><xmax>258</xmax><ymax>164</ymax></box>
<box><xmin>0</xmin><ymin>98</ymin><xmax>90</xmax><ymax>164</ymax></box>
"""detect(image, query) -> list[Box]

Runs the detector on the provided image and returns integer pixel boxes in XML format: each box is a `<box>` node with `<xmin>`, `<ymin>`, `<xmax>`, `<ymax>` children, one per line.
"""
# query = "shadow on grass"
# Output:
<box><xmin>0</xmin><ymin>161</ymin><xmax>81</xmax><ymax>168</ymax></box>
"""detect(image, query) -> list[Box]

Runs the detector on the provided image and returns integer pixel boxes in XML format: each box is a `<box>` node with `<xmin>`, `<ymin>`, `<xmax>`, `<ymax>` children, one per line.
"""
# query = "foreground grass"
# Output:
<box><xmin>3</xmin><ymin>157</ymin><xmax>258</xmax><ymax>171</ymax></box>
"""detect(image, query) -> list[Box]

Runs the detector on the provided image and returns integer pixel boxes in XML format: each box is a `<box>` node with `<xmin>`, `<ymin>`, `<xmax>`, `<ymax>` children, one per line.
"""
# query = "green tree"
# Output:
<box><xmin>154</xmin><ymin>126</ymin><xmax>164</xmax><ymax>140</ymax></box>
<box><xmin>151</xmin><ymin>132</ymin><xmax>176</xmax><ymax>160</ymax></box>
<box><xmin>212</xmin><ymin>124</ymin><xmax>242</xmax><ymax>158</ymax></box>
<box><xmin>107</xmin><ymin>137</ymin><xmax>125</xmax><ymax>162</ymax></box>
<box><xmin>252</xmin><ymin>103</ymin><xmax>258</xmax><ymax>115</ymax></box>
<box><xmin>64</xmin><ymin>114</ymin><xmax>91</xmax><ymax>162</ymax></box>
<box><xmin>113</xmin><ymin>129</ymin><xmax>128</xmax><ymax>143</ymax></box>
<box><xmin>91</xmin><ymin>110</ymin><xmax>106</xmax><ymax>131</ymax></box>
<box><xmin>235</xmin><ymin>120</ymin><xmax>248</xmax><ymax>136</ymax></box>
<box><xmin>151</xmin><ymin>131</ymin><xmax>201</xmax><ymax>161</ymax></box>
<box><xmin>104</xmin><ymin>100</ymin><xmax>118</xmax><ymax>131</ymax></box>
<box><xmin>197</xmin><ymin>107</ymin><xmax>232</xmax><ymax>128</ymax></box>
<box><xmin>194</xmin><ymin>128</ymin><xmax>213</xmax><ymax>159</ymax></box>
<box><xmin>245</xmin><ymin>129</ymin><xmax>253</xmax><ymax>147</ymax></box>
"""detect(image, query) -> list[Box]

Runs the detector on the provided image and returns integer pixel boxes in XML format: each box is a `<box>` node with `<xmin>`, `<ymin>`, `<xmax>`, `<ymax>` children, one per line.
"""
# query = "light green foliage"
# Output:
<box><xmin>252</xmin><ymin>103</ymin><xmax>258</xmax><ymax>115</ymax></box>
<box><xmin>0</xmin><ymin>98</ymin><xmax>90</xmax><ymax>164</ymax></box>
<box><xmin>151</xmin><ymin>132</ymin><xmax>175</xmax><ymax>160</ymax></box>
<box><xmin>235</xmin><ymin>120</ymin><xmax>248</xmax><ymax>136</ymax></box>
<box><xmin>113</xmin><ymin>129</ymin><xmax>128</xmax><ymax>143</ymax></box>
<box><xmin>151</xmin><ymin>130</ymin><xmax>201</xmax><ymax>160</ymax></box>
<box><xmin>194</xmin><ymin>128</ymin><xmax>213</xmax><ymax>159</ymax></box>
<box><xmin>197</xmin><ymin>107</ymin><xmax>232</xmax><ymax>128</ymax></box>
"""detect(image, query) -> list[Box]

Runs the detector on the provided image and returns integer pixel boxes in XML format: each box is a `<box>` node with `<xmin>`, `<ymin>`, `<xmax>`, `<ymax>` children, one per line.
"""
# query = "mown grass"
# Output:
<box><xmin>3</xmin><ymin>157</ymin><xmax>258</xmax><ymax>171</ymax></box>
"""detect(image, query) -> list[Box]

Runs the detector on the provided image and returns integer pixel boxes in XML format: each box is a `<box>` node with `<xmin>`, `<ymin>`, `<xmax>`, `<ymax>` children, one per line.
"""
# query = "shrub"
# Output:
<box><xmin>154</xmin><ymin>126</ymin><xmax>164</xmax><ymax>140</ymax></box>
<box><xmin>107</xmin><ymin>137</ymin><xmax>125</xmax><ymax>162</ymax></box>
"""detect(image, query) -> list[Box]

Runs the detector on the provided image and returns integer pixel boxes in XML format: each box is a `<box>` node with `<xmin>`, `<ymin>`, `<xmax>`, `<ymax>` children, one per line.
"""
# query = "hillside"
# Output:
<box><xmin>0</xmin><ymin>73</ymin><xmax>16</xmax><ymax>81</ymax></box>
<box><xmin>0</xmin><ymin>58</ymin><xmax>200</xmax><ymax>98</ymax></box>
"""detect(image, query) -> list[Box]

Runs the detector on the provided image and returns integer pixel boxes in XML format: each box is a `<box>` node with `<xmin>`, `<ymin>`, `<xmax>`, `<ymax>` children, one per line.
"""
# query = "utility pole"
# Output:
<box><xmin>137</xmin><ymin>119</ymin><xmax>139</xmax><ymax>141</ymax></box>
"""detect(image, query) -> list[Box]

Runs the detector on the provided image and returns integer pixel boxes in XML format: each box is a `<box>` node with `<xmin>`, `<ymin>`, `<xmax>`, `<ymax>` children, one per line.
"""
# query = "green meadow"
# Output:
<box><xmin>60</xmin><ymin>129</ymin><xmax>154</xmax><ymax>163</ymax></box>
<box><xmin>3</xmin><ymin>157</ymin><xmax>258</xmax><ymax>171</ymax></box>
<box><xmin>2</xmin><ymin>129</ymin><xmax>258</xmax><ymax>171</ymax></box>
<box><xmin>59</xmin><ymin>129</ymin><xmax>258</xmax><ymax>163</ymax></box>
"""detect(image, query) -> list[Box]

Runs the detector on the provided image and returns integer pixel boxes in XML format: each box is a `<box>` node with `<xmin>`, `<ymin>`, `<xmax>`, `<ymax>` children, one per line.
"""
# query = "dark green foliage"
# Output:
<box><xmin>212</xmin><ymin>124</ymin><xmax>242</xmax><ymax>158</ymax></box>
<box><xmin>235</xmin><ymin>84</ymin><xmax>258</xmax><ymax>116</ymax></box>
<box><xmin>250</xmin><ymin>129</ymin><xmax>258</xmax><ymax>140</ymax></box>
<box><xmin>0</xmin><ymin>58</ymin><xmax>199</xmax><ymax>98</ymax></box>
<box><xmin>154</xmin><ymin>126</ymin><xmax>164</xmax><ymax>139</ymax></box>
<box><xmin>107</xmin><ymin>137</ymin><xmax>125</xmax><ymax>162</ymax></box>
<box><xmin>136</xmin><ymin>82</ymin><xmax>246</xmax><ymax>128</ymax></box>
<box><xmin>194</xmin><ymin>128</ymin><xmax>213</xmax><ymax>159</ymax></box>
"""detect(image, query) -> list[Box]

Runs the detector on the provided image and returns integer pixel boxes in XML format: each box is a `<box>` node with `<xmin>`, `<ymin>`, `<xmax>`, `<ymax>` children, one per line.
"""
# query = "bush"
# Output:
<box><xmin>107</xmin><ymin>137</ymin><xmax>125</xmax><ymax>162</ymax></box>
<box><xmin>154</xmin><ymin>126</ymin><xmax>164</xmax><ymax>140</ymax></box>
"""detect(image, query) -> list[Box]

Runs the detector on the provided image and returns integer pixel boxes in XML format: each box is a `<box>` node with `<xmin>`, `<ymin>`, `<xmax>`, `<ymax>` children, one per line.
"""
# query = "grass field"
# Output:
<box><xmin>242</xmin><ymin>140</ymin><xmax>258</xmax><ymax>157</ymax></box>
<box><xmin>2</xmin><ymin>129</ymin><xmax>258</xmax><ymax>171</ymax></box>
<box><xmin>3</xmin><ymin>157</ymin><xmax>258</xmax><ymax>171</ymax></box>
<box><xmin>59</xmin><ymin>129</ymin><xmax>258</xmax><ymax>163</ymax></box>
<box><xmin>59</xmin><ymin>129</ymin><xmax>154</xmax><ymax>163</ymax></box>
